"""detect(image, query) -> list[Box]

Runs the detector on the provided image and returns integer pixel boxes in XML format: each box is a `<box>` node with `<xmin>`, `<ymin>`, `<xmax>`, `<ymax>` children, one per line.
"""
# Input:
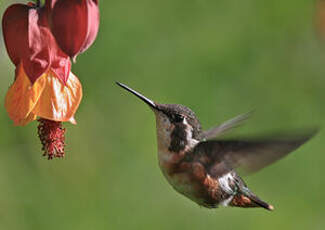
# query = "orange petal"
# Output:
<box><xmin>18</xmin><ymin>112</ymin><xmax>37</xmax><ymax>126</ymax></box>
<box><xmin>32</xmin><ymin>70</ymin><xmax>82</xmax><ymax>123</ymax></box>
<box><xmin>5</xmin><ymin>64</ymin><xmax>46</xmax><ymax>126</ymax></box>
<box><xmin>69</xmin><ymin>116</ymin><xmax>77</xmax><ymax>125</ymax></box>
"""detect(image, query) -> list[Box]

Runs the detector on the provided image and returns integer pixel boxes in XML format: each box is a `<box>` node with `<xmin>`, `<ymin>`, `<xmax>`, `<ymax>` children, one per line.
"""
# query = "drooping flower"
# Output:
<box><xmin>316</xmin><ymin>0</ymin><xmax>325</xmax><ymax>40</ymax></box>
<box><xmin>48</xmin><ymin>0</ymin><xmax>100</xmax><ymax>61</ymax></box>
<box><xmin>2</xmin><ymin>1</ymin><xmax>86</xmax><ymax>159</ymax></box>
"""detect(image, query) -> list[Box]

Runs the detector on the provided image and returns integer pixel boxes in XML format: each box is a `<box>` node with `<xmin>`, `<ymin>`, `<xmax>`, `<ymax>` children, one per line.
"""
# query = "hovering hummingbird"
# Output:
<box><xmin>116</xmin><ymin>82</ymin><xmax>317</xmax><ymax>211</ymax></box>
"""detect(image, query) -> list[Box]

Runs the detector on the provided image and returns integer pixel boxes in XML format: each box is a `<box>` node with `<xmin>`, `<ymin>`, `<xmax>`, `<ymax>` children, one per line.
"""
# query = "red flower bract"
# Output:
<box><xmin>1</xmin><ymin>4</ymin><xmax>29</xmax><ymax>67</ymax></box>
<box><xmin>49</xmin><ymin>0</ymin><xmax>100</xmax><ymax>61</ymax></box>
<box><xmin>2</xmin><ymin>3</ymin><xmax>71</xmax><ymax>84</ymax></box>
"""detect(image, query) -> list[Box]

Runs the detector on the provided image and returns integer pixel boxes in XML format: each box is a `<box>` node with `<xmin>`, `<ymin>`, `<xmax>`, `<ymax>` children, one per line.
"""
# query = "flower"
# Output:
<box><xmin>316</xmin><ymin>0</ymin><xmax>325</xmax><ymax>40</ymax></box>
<box><xmin>48</xmin><ymin>0</ymin><xmax>100</xmax><ymax>61</ymax></box>
<box><xmin>1</xmin><ymin>0</ymin><xmax>95</xmax><ymax>159</ymax></box>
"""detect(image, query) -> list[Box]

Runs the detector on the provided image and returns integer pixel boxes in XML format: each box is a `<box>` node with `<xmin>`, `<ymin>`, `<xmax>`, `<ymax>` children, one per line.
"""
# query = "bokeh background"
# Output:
<box><xmin>0</xmin><ymin>0</ymin><xmax>324</xmax><ymax>229</ymax></box>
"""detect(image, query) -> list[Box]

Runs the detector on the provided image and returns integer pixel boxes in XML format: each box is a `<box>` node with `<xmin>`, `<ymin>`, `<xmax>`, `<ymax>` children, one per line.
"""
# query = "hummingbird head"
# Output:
<box><xmin>117</xmin><ymin>82</ymin><xmax>202</xmax><ymax>153</ymax></box>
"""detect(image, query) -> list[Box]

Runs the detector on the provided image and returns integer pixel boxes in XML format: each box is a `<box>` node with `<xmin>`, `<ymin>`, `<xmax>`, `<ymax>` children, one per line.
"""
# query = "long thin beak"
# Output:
<box><xmin>116</xmin><ymin>82</ymin><xmax>157</xmax><ymax>109</ymax></box>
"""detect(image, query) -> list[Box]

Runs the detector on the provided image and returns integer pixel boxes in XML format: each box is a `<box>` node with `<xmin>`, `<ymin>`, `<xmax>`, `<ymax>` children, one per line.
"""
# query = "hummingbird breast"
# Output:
<box><xmin>155</xmin><ymin>115</ymin><xmax>234</xmax><ymax>207</ymax></box>
<box><xmin>158</xmin><ymin>150</ymin><xmax>206</xmax><ymax>205</ymax></box>
<box><xmin>157</xmin><ymin>148</ymin><xmax>236</xmax><ymax>208</ymax></box>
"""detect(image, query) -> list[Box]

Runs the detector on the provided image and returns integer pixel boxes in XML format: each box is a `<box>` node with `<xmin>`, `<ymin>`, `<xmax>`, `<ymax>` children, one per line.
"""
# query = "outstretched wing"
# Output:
<box><xmin>201</xmin><ymin>111</ymin><xmax>252</xmax><ymax>140</ymax></box>
<box><xmin>191</xmin><ymin>129</ymin><xmax>318</xmax><ymax>177</ymax></box>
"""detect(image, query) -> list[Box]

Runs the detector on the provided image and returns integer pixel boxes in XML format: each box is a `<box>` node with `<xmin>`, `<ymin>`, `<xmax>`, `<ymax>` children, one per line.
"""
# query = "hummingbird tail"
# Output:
<box><xmin>245</xmin><ymin>193</ymin><xmax>274</xmax><ymax>211</ymax></box>
<box><xmin>242</xmin><ymin>185</ymin><xmax>274</xmax><ymax>210</ymax></box>
<box><xmin>230</xmin><ymin>185</ymin><xmax>274</xmax><ymax>211</ymax></box>
<box><xmin>230</xmin><ymin>176</ymin><xmax>274</xmax><ymax>211</ymax></box>
<box><xmin>230</xmin><ymin>193</ymin><xmax>274</xmax><ymax>211</ymax></box>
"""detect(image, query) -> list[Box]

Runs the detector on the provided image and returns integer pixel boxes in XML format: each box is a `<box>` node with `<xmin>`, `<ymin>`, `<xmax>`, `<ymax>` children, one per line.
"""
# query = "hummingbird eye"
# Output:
<box><xmin>173</xmin><ymin>114</ymin><xmax>184</xmax><ymax>123</ymax></box>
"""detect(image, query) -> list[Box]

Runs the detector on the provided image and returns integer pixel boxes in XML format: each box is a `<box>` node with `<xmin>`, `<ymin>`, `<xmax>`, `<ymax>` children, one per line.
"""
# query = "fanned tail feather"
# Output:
<box><xmin>230</xmin><ymin>193</ymin><xmax>273</xmax><ymax>211</ymax></box>
<box><xmin>247</xmin><ymin>193</ymin><xmax>274</xmax><ymax>211</ymax></box>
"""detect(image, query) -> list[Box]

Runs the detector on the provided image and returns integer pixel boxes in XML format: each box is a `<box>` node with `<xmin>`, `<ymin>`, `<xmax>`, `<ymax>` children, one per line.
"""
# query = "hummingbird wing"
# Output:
<box><xmin>201</xmin><ymin>111</ymin><xmax>252</xmax><ymax>140</ymax></box>
<box><xmin>191</xmin><ymin>129</ymin><xmax>318</xmax><ymax>176</ymax></box>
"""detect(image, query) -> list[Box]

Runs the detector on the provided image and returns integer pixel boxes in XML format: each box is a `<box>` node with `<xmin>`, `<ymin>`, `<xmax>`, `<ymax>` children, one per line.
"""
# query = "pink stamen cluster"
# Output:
<box><xmin>37</xmin><ymin>118</ymin><xmax>65</xmax><ymax>159</ymax></box>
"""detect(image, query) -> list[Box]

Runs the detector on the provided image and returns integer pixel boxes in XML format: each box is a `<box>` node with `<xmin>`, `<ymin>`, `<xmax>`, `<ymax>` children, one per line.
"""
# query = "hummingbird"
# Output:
<box><xmin>116</xmin><ymin>82</ymin><xmax>317</xmax><ymax>211</ymax></box>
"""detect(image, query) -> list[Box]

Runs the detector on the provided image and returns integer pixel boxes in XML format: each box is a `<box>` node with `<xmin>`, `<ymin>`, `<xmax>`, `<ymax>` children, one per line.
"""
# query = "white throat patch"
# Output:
<box><xmin>183</xmin><ymin>117</ymin><xmax>199</xmax><ymax>150</ymax></box>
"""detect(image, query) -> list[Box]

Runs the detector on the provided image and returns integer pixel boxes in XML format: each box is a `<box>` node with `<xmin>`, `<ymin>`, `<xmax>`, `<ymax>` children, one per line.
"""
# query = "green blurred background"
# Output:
<box><xmin>0</xmin><ymin>0</ymin><xmax>324</xmax><ymax>229</ymax></box>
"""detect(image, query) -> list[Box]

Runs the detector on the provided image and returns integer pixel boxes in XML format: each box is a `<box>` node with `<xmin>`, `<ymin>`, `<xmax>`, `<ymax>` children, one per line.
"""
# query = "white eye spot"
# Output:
<box><xmin>183</xmin><ymin>117</ymin><xmax>188</xmax><ymax>125</ymax></box>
